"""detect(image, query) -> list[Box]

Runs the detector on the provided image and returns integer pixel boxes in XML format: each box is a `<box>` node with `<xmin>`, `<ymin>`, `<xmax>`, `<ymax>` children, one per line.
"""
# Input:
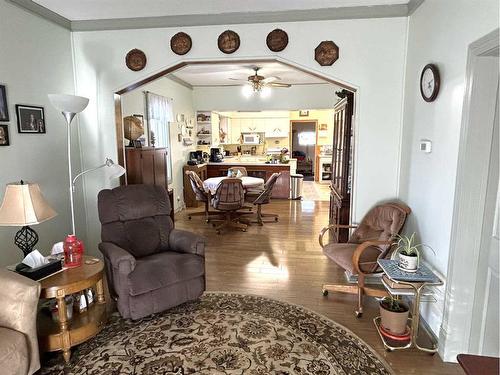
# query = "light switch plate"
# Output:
<box><xmin>419</xmin><ymin>139</ymin><xmax>432</xmax><ymax>153</ymax></box>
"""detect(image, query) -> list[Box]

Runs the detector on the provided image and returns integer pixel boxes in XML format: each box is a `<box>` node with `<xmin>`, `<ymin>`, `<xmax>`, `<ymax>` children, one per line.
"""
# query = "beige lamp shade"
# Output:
<box><xmin>123</xmin><ymin>116</ymin><xmax>144</xmax><ymax>142</ymax></box>
<box><xmin>0</xmin><ymin>182</ymin><xmax>57</xmax><ymax>226</ymax></box>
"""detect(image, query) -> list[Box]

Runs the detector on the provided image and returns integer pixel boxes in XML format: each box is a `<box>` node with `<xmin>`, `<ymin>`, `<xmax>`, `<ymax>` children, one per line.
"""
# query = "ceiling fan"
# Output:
<box><xmin>230</xmin><ymin>67</ymin><xmax>292</xmax><ymax>93</ymax></box>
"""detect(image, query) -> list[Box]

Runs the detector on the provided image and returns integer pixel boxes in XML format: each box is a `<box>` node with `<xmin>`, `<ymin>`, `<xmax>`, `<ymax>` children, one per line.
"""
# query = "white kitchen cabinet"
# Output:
<box><xmin>240</xmin><ymin>118</ymin><xmax>255</xmax><ymax>133</ymax></box>
<box><xmin>230</xmin><ymin>118</ymin><xmax>241</xmax><ymax>144</ymax></box>
<box><xmin>265</xmin><ymin>118</ymin><xmax>290</xmax><ymax>137</ymax></box>
<box><xmin>211</xmin><ymin>112</ymin><xmax>220</xmax><ymax>146</ymax></box>
<box><xmin>253</xmin><ymin>118</ymin><xmax>267</xmax><ymax>133</ymax></box>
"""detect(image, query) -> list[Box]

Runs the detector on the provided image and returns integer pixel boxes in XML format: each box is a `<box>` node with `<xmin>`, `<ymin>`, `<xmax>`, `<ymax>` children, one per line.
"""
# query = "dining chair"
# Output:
<box><xmin>185</xmin><ymin>171</ymin><xmax>220</xmax><ymax>223</ymax></box>
<box><xmin>211</xmin><ymin>178</ymin><xmax>248</xmax><ymax>234</ymax></box>
<box><xmin>246</xmin><ymin>172</ymin><xmax>281</xmax><ymax>225</ymax></box>
<box><xmin>318</xmin><ymin>201</ymin><xmax>411</xmax><ymax>317</ymax></box>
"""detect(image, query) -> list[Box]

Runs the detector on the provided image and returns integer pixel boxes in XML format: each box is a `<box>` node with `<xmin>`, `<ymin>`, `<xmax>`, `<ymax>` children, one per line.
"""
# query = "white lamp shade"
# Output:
<box><xmin>0</xmin><ymin>182</ymin><xmax>57</xmax><ymax>226</ymax></box>
<box><xmin>107</xmin><ymin>162</ymin><xmax>126</xmax><ymax>180</ymax></box>
<box><xmin>48</xmin><ymin>94</ymin><xmax>89</xmax><ymax>114</ymax></box>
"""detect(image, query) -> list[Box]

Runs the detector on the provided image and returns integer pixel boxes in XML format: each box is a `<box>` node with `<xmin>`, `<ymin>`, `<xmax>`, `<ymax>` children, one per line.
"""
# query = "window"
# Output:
<box><xmin>298</xmin><ymin>131</ymin><xmax>316</xmax><ymax>146</ymax></box>
<box><xmin>146</xmin><ymin>92</ymin><xmax>174</xmax><ymax>183</ymax></box>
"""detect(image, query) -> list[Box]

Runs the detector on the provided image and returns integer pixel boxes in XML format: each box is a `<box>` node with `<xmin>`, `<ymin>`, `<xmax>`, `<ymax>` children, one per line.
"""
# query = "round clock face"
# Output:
<box><xmin>420</xmin><ymin>64</ymin><xmax>440</xmax><ymax>102</ymax></box>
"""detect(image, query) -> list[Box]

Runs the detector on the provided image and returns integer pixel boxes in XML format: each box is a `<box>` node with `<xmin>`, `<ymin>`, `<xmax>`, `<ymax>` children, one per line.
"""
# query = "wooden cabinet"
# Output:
<box><xmin>125</xmin><ymin>147</ymin><xmax>174</xmax><ymax>222</ymax></box>
<box><xmin>329</xmin><ymin>91</ymin><xmax>354</xmax><ymax>243</ymax></box>
<box><xmin>183</xmin><ymin>163</ymin><xmax>208</xmax><ymax>207</ymax></box>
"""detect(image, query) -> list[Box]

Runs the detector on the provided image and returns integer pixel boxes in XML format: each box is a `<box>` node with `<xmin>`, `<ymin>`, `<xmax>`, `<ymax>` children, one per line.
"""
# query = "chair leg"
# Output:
<box><xmin>214</xmin><ymin>212</ymin><xmax>248</xmax><ymax>234</ymax></box>
<box><xmin>356</xmin><ymin>274</ymin><xmax>365</xmax><ymax>318</ymax></box>
<box><xmin>249</xmin><ymin>205</ymin><xmax>279</xmax><ymax>226</ymax></box>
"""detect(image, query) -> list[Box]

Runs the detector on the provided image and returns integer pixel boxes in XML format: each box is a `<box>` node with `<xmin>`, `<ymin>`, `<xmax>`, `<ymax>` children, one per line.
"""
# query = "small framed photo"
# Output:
<box><xmin>16</xmin><ymin>105</ymin><xmax>45</xmax><ymax>133</ymax></box>
<box><xmin>299</xmin><ymin>110</ymin><xmax>309</xmax><ymax>117</ymax></box>
<box><xmin>0</xmin><ymin>85</ymin><xmax>9</xmax><ymax>122</ymax></box>
<box><xmin>0</xmin><ymin>124</ymin><xmax>9</xmax><ymax>146</ymax></box>
<box><xmin>319</xmin><ymin>123</ymin><xmax>328</xmax><ymax>131</ymax></box>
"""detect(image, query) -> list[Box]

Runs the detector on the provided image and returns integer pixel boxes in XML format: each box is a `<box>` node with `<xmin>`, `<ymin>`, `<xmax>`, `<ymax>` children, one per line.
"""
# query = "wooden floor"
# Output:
<box><xmin>177</xmin><ymin>199</ymin><xmax>461</xmax><ymax>375</ymax></box>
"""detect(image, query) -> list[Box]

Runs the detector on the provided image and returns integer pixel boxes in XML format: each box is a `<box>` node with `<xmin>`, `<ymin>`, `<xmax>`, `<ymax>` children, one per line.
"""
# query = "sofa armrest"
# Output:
<box><xmin>0</xmin><ymin>268</ymin><xmax>41</xmax><ymax>375</ymax></box>
<box><xmin>169</xmin><ymin>229</ymin><xmax>206</xmax><ymax>256</ymax></box>
<box><xmin>98</xmin><ymin>242</ymin><xmax>136</xmax><ymax>274</ymax></box>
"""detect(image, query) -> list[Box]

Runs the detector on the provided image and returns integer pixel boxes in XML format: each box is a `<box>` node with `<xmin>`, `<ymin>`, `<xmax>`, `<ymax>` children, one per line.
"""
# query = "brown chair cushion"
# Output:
<box><xmin>211</xmin><ymin>179</ymin><xmax>245</xmax><ymax>211</ymax></box>
<box><xmin>349</xmin><ymin>203</ymin><xmax>410</xmax><ymax>251</ymax></box>
<box><xmin>129</xmin><ymin>252</ymin><xmax>205</xmax><ymax>296</ymax></box>
<box><xmin>323</xmin><ymin>243</ymin><xmax>381</xmax><ymax>274</ymax></box>
<box><xmin>98</xmin><ymin>185</ymin><xmax>173</xmax><ymax>258</ymax></box>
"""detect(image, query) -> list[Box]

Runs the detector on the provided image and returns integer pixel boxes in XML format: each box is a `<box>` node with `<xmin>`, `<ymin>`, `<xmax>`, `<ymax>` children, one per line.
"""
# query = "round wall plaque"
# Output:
<box><xmin>170</xmin><ymin>32</ymin><xmax>192</xmax><ymax>55</ymax></box>
<box><xmin>218</xmin><ymin>30</ymin><xmax>240</xmax><ymax>54</ymax></box>
<box><xmin>125</xmin><ymin>49</ymin><xmax>147</xmax><ymax>71</ymax></box>
<box><xmin>266</xmin><ymin>29</ymin><xmax>288</xmax><ymax>52</ymax></box>
<box><xmin>314</xmin><ymin>41</ymin><xmax>339</xmax><ymax>66</ymax></box>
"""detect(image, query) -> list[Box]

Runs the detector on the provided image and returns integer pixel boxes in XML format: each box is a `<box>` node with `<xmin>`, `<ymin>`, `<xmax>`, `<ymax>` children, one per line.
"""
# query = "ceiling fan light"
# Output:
<box><xmin>242</xmin><ymin>85</ymin><xmax>253</xmax><ymax>98</ymax></box>
<box><xmin>260</xmin><ymin>86</ymin><xmax>272</xmax><ymax>98</ymax></box>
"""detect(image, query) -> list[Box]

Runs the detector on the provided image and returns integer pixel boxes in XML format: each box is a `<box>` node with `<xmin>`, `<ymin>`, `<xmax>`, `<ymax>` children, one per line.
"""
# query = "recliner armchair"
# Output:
<box><xmin>98</xmin><ymin>184</ymin><xmax>206</xmax><ymax>320</ymax></box>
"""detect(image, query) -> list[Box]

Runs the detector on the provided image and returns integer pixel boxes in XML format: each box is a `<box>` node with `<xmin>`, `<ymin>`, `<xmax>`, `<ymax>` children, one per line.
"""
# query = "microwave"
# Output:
<box><xmin>242</xmin><ymin>133</ymin><xmax>260</xmax><ymax>144</ymax></box>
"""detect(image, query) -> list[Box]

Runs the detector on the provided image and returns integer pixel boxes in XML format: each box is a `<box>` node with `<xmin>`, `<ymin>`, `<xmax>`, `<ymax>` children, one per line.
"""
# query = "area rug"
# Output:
<box><xmin>41</xmin><ymin>292</ymin><xmax>394</xmax><ymax>375</ymax></box>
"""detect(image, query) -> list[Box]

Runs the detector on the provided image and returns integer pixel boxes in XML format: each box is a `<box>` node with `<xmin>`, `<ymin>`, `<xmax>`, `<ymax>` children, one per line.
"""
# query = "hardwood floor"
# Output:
<box><xmin>177</xmin><ymin>199</ymin><xmax>461</xmax><ymax>375</ymax></box>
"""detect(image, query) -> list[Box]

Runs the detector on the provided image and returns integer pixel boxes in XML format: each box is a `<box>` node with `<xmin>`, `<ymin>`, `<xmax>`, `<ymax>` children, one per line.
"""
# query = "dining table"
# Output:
<box><xmin>203</xmin><ymin>176</ymin><xmax>265</xmax><ymax>194</ymax></box>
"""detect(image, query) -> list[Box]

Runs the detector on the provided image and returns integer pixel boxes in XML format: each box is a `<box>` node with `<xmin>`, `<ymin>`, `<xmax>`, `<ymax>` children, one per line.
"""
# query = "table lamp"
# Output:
<box><xmin>0</xmin><ymin>181</ymin><xmax>57</xmax><ymax>257</ymax></box>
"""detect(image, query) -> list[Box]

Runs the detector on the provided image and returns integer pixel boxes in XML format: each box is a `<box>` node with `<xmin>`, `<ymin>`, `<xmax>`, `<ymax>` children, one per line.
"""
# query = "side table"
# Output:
<box><xmin>37</xmin><ymin>256</ymin><xmax>107</xmax><ymax>363</ymax></box>
<box><xmin>374</xmin><ymin>259</ymin><xmax>442</xmax><ymax>354</ymax></box>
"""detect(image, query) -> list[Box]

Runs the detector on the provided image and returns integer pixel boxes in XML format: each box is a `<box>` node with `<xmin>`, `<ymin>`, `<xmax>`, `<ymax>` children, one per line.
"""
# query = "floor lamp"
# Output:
<box><xmin>48</xmin><ymin>94</ymin><xmax>126</xmax><ymax>236</ymax></box>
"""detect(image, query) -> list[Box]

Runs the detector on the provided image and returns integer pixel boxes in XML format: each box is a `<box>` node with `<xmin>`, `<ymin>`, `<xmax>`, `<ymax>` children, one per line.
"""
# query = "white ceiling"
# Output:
<box><xmin>170</xmin><ymin>62</ymin><xmax>329</xmax><ymax>87</ymax></box>
<box><xmin>32</xmin><ymin>0</ymin><xmax>409</xmax><ymax>21</ymax></box>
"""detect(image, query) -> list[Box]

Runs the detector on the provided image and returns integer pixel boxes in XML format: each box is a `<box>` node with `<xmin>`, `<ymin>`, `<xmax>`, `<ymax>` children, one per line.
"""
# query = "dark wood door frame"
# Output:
<box><xmin>113</xmin><ymin>58</ymin><xmax>357</xmax><ymax>188</ymax></box>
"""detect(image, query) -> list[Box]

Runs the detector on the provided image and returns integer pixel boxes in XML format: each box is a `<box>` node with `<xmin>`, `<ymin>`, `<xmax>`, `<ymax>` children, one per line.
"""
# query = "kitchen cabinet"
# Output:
<box><xmin>211</xmin><ymin>112</ymin><xmax>220</xmax><ymax>146</ymax></box>
<box><xmin>265</xmin><ymin>118</ymin><xmax>289</xmax><ymax>137</ymax></box>
<box><xmin>230</xmin><ymin>118</ymin><xmax>241</xmax><ymax>144</ymax></box>
<box><xmin>240</xmin><ymin>118</ymin><xmax>255</xmax><ymax>133</ymax></box>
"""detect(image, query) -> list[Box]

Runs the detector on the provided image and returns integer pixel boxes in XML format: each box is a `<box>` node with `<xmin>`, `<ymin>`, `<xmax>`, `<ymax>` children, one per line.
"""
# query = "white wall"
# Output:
<box><xmin>121</xmin><ymin>77</ymin><xmax>195</xmax><ymax>212</ymax></box>
<box><xmin>0</xmin><ymin>0</ymin><xmax>84</xmax><ymax>266</ymax></box>
<box><xmin>72</xmin><ymin>17</ymin><xmax>408</xmax><ymax>253</ymax></box>
<box><xmin>399</xmin><ymin>0</ymin><xmax>499</xmax><ymax>353</ymax></box>
<box><xmin>193</xmin><ymin>84</ymin><xmax>338</xmax><ymax>111</ymax></box>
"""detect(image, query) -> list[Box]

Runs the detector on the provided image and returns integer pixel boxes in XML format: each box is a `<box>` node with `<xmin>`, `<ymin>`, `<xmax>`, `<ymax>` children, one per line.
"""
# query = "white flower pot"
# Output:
<box><xmin>398</xmin><ymin>253</ymin><xmax>419</xmax><ymax>272</ymax></box>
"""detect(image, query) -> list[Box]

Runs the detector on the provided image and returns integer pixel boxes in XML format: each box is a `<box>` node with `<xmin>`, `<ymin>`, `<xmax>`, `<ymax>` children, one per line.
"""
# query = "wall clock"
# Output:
<box><xmin>420</xmin><ymin>64</ymin><xmax>440</xmax><ymax>102</ymax></box>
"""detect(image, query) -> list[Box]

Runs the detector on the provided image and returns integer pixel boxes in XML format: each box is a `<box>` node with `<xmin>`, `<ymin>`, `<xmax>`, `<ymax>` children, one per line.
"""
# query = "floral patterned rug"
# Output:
<box><xmin>41</xmin><ymin>292</ymin><xmax>394</xmax><ymax>374</ymax></box>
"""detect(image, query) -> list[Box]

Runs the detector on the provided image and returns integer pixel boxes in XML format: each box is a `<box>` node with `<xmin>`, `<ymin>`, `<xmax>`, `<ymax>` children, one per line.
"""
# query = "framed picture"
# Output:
<box><xmin>0</xmin><ymin>85</ymin><xmax>9</xmax><ymax>122</ymax></box>
<box><xmin>16</xmin><ymin>105</ymin><xmax>45</xmax><ymax>133</ymax></box>
<box><xmin>0</xmin><ymin>124</ymin><xmax>9</xmax><ymax>146</ymax></box>
<box><xmin>319</xmin><ymin>123</ymin><xmax>328</xmax><ymax>131</ymax></box>
<box><xmin>299</xmin><ymin>110</ymin><xmax>309</xmax><ymax>117</ymax></box>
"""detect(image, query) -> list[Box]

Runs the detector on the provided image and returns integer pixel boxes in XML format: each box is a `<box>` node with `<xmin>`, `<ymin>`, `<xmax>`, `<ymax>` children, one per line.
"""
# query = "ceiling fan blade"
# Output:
<box><xmin>262</xmin><ymin>76</ymin><xmax>279</xmax><ymax>83</ymax></box>
<box><xmin>228</xmin><ymin>77</ymin><xmax>247</xmax><ymax>82</ymax></box>
<box><xmin>269</xmin><ymin>82</ymin><xmax>291</xmax><ymax>88</ymax></box>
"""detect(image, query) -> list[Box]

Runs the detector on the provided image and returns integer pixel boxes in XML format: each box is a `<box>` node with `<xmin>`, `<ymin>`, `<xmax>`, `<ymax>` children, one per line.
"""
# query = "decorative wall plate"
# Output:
<box><xmin>266</xmin><ymin>29</ymin><xmax>288</xmax><ymax>52</ymax></box>
<box><xmin>218</xmin><ymin>30</ymin><xmax>240</xmax><ymax>54</ymax></box>
<box><xmin>170</xmin><ymin>32</ymin><xmax>192</xmax><ymax>55</ymax></box>
<box><xmin>314</xmin><ymin>41</ymin><xmax>339</xmax><ymax>66</ymax></box>
<box><xmin>125</xmin><ymin>49</ymin><xmax>147</xmax><ymax>71</ymax></box>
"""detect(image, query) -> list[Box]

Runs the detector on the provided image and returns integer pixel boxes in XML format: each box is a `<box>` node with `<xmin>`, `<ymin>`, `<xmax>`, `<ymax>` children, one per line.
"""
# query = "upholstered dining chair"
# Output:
<box><xmin>246</xmin><ymin>172</ymin><xmax>281</xmax><ymax>225</ymax></box>
<box><xmin>98</xmin><ymin>184</ymin><xmax>206</xmax><ymax>320</ymax></box>
<box><xmin>185</xmin><ymin>170</ymin><xmax>220</xmax><ymax>223</ymax></box>
<box><xmin>227</xmin><ymin>166</ymin><xmax>248</xmax><ymax>177</ymax></box>
<box><xmin>318</xmin><ymin>202</ymin><xmax>411</xmax><ymax>317</ymax></box>
<box><xmin>211</xmin><ymin>178</ymin><xmax>247</xmax><ymax>234</ymax></box>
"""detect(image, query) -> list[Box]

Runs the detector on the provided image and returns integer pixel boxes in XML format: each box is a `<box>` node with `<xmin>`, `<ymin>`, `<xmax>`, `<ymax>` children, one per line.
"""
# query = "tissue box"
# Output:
<box><xmin>15</xmin><ymin>258</ymin><xmax>63</xmax><ymax>280</ymax></box>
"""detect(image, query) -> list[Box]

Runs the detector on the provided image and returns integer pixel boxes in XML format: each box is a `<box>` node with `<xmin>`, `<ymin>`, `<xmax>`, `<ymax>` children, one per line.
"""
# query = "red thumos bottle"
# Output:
<box><xmin>63</xmin><ymin>235</ymin><xmax>84</xmax><ymax>268</ymax></box>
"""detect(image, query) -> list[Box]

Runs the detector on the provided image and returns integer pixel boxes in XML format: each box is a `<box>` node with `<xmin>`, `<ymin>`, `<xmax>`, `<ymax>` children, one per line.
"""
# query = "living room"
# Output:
<box><xmin>0</xmin><ymin>1</ymin><xmax>498</xmax><ymax>374</ymax></box>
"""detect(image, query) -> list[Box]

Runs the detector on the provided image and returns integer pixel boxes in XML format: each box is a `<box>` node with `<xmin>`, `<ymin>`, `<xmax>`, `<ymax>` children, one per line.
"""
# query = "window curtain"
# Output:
<box><xmin>146</xmin><ymin>92</ymin><xmax>174</xmax><ymax>183</ymax></box>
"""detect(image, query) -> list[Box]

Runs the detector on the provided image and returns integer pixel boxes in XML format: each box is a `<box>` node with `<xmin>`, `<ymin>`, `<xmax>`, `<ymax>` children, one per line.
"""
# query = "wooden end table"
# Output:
<box><xmin>37</xmin><ymin>256</ymin><xmax>106</xmax><ymax>363</ymax></box>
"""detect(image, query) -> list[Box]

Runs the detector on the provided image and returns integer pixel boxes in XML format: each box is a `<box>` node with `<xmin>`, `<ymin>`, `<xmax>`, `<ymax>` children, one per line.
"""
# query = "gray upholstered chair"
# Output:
<box><xmin>98</xmin><ymin>184</ymin><xmax>206</xmax><ymax>320</ymax></box>
<box><xmin>227</xmin><ymin>166</ymin><xmax>247</xmax><ymax>177</ymax></box>
<box><xmin>185</xmin><ymin>170</ymin><xmax>220</xmax><ymax>223</ymax></box>
<box><xmin>0</xmin><ymin>269</ymin><xmax>40</xmax><ymax>375</ymax></box>
<box><xmin>318</xmin><ymin>202</ymin><xmax>411</xmax><ymax>317</ymax></box>
<box><xmin>247</xmin><ymin>172</ymin><xmax>281</xmax><ymax>225</ymax></box>
<box><xmin>211</xmin><ymin>178</ymin><xmax>247</xmax><ymax>234</ymax></box>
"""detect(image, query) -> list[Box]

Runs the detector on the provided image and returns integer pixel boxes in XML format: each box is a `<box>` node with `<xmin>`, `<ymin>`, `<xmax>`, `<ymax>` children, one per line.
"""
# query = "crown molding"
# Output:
<box><xmin>8</xmin><ymin>0</ymin><xmax>425</xmax><ymax>32</ymax></box>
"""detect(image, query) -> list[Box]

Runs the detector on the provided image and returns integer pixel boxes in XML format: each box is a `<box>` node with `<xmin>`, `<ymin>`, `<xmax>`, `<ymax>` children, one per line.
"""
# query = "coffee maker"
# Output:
<box><xmin>209</xmin><ymin>147</ymin><xmax>223</xmax><ymax>163</ymax></box>
<box><xmin>188</xmin><ymin>150</ymin><xmax>203</xmax><ymax>165</ymax></box>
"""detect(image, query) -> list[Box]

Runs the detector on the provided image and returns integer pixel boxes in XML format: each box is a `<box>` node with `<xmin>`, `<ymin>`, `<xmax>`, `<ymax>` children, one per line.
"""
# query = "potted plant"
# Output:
<box><xmin>391</xmin><ymin>232</ymin><xmax>433</xmax><ymax>272</ymax></box>
<box><xmin>379</xmin><ymin>296</ymin><xmax>409</xmax><ymax>336</ymax></box>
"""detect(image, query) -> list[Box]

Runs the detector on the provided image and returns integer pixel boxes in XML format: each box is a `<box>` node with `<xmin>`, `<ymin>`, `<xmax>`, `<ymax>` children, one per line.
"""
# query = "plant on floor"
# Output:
<box><xmin>379</xmin><ymin>296</ymin><xmax>410</xmax><ymax>336</ymax></box>
<box><xmin>391</xmin><ymin>232</ymin><xmax>434</xmax><ymax>272</ymax></box>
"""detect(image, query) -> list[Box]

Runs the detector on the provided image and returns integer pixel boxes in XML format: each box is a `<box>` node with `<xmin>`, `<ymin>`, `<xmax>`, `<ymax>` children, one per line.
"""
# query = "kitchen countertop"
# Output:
<box><xmin>207</xmin><ymin>161</ymin><xmax>291</xmax><ymax>167</ymax></box>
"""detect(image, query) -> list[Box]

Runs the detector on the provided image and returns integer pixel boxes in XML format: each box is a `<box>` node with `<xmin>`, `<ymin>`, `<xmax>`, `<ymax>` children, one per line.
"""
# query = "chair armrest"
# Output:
<box><xmin>0</xmin><ymin>269</ymin><xmax>41</xmax><ymax>374</ymax></box>
<box><xmin>352</xmin><ymin>240</ymin><xmax>392</xmax><ymax>275</ymax></box>
<box><xmin>169</xmin><ymin>229</ymin><xmax>206</xmax><ymax>256</ymax></box>
<box><xmin>98</xmin><ymin>242</ymin><xmax>136</xmax><ymax>274</ymax></box>
<box><xmin>318</xmin><ymin>224</ymin><xmax>358</xmax><ymax>248</ymax></box>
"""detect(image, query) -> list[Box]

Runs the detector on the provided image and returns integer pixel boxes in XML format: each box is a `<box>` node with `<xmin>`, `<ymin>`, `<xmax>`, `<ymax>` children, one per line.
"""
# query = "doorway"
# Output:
<box><xmin>441</xmin><ymin>29</ymin><xmax>499</xmax><ymax>361</ymax></box>
<box><xmin>291</xmin><ymin>120</ymin><xmax>317</xmax><ymax>181</ymax></box>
